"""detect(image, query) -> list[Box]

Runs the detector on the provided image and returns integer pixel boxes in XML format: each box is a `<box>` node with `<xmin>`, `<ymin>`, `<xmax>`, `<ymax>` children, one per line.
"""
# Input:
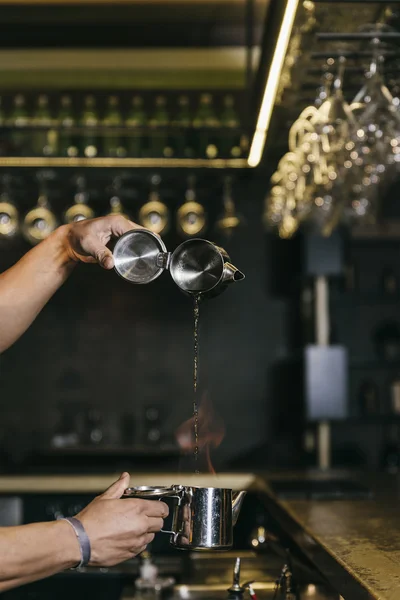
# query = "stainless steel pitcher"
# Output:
<box><xmin>123</xmin><ymin>485</ymin><xmax>246</xmax><ymax>551</ymax></box>
<box><xmin>113</xmin><ymin>229</ymin><xmax>244</xmax><ymax>299</ymax></box>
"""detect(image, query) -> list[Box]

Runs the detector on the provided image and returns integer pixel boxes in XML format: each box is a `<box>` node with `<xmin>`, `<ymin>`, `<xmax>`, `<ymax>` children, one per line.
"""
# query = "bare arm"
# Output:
<box><xmin>0</xmin><ymin>473</ymin><xmax>168</xmax><ymax>592</ymax></box>
<box><xmin>0</xmin><ymin>216</ymin><xmax>139</xmax><ymax>353</ymax></box>
<box><xmin>0</xmin><ymin>520</ymin><xmax>80</xmax><ymax>591</ymax></box>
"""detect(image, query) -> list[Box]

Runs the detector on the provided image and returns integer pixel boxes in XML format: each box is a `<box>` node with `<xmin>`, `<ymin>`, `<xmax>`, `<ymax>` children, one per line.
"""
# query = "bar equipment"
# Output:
<box><xmin>113</xmin><ymin>229</ymin><xmax>244</xmax><ymax>299</ymax></box>
<box><xmin>123</xmin><ymin>485</ymin><xmax>246</xmax><ymax>551</ymax></box>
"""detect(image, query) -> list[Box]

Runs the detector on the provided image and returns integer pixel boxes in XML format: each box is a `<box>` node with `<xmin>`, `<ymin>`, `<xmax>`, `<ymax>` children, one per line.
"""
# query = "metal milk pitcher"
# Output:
<box><xmin>123</xmin><ymin>485</ymin><xmax>246</xmax><ymax>551</ymax></box>
<box><xmin>113</xmin><ymin>229</ymin><xmax>245</xmax><ymax>299</ymax></box>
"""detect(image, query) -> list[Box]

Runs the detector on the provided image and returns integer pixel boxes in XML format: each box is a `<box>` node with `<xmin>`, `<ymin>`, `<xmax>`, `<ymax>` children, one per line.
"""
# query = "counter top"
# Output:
<box><xmin>2</xmin><ymin>470</ymin><xmax>400</xmax><ymax>600</ymax></box>
<box><xmin>263</xmin><ymin>473</ymin><xmax>400</xmax><ymax>600</ymax></box>
<box><xmin>0</xmin><ymin>473</ymin><xmax>256</xmax><ymax>493</ymax></box>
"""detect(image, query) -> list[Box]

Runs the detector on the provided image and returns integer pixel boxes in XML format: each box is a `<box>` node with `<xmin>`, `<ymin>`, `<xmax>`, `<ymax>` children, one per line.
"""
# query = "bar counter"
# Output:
<box><xmin>0</xmin><ymin>471</ymin><xmax>399</xmax><ymax>599</ymax></box>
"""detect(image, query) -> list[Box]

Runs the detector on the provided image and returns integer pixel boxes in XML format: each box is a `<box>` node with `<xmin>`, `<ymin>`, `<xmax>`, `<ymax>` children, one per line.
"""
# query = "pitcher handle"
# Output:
<box><xmin>158</xmin><ymin>495</ymin><xmax>182</xmax><ymax>535</ymax></box>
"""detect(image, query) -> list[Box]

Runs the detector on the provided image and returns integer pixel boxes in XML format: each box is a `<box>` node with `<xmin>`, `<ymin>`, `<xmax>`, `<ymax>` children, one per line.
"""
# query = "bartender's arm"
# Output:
<box><xmin>0</xmin><ymin>473</ymin><xmax>168</xmax><ymax>592</ymax></box>
<box><xmin>0</xmin><ymin>215</ymin><xmax>139</xmax><ymax>353</ymax></box>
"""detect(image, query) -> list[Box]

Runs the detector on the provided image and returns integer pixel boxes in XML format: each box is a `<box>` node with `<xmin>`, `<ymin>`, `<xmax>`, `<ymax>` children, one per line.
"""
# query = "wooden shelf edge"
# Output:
<box><xmin>0</xmin><ymin>157</ymin><xmax>251</xmax><ymax>168</ymax></box>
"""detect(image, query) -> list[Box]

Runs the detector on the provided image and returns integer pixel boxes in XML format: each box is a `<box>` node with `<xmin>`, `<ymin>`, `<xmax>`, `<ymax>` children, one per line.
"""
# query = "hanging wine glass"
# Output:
<box><xmin>343</xmin><ymin>30</ymin><xmax>400</xmax><ymax>226</ymax></box>
<box><xmin>176</xmin><ymin>175</ymin><xmax>206</xmax><ymax>238</ymax></box>
<box><xmin>215</xmin><ymin>176</ymin><xmax>242</xmax><ymax>237</ymax></box>
<box><xmin>138</xmin><ymin>174</ymin><xmax>169</xmax><ymax>236</ymax></box>
<box><xmin>23</xmin><ymin>194</ymin><xmax>58</xmax><ymax>244</ymax></box>
<box><xmin>64</xmin><ymin>175</ymin><xmax>95</xmax><ymax>224</ymax></box>
<box><xmin>304</xmin><ymin>57</ymin><xmax>358</xmax><ymax>235</ymax></box>
<box><xmin>0</xmin><ymin>176</ymin><xmax>19</xmax><ymax>239</ymax></box>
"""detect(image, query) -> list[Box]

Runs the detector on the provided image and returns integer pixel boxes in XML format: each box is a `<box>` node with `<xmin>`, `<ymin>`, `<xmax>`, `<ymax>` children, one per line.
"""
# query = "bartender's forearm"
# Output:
<box><xmin>0</xmin><ymin>225</ymin><xmax>75</xmax><ymax>353</ymax></box>
<box><xmin>0</xmin><ymin>520</ymin><xmax>80</xmax><ymax>592</ymax></box>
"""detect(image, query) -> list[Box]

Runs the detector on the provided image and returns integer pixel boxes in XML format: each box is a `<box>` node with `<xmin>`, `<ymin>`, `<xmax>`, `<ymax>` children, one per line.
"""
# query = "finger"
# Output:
<box><xmin>146</xmin><ymin>517</ymin><xmax>165</xmax><ymax>533</ymax></box>
<box><xmin>142</xmin><ymin>500</ymin><xmax>169</xmax><ymax>518</ymax></box>
<box><xmin>107</xmin><ymin>215</ymin><xmax>143</xmax><ymax>237</ymax></box>
<box><xmin>145</xmin><ymin>533</ymin><xmax>155</xmax><ymax>545</ymax></box>
<box><xmin>83</xmin><ymin>237</ymin><xmax>115</xmax><ymax>270</ymax></box>
<box><xmin>101</xmin><ymin>472</ymin><xmax>130</xmax><ymax>500</ymax></box>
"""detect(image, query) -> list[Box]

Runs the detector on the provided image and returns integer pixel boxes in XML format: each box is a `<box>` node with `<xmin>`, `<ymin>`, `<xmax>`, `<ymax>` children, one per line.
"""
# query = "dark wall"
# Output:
<box><xmin>0</xmin><ymin>170</ymin><xmax>291</xmax><ymax>472</ymax></box>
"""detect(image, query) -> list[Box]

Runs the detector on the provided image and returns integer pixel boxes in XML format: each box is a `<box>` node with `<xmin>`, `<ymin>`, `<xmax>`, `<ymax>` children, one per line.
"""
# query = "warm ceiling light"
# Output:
<box><xmin>248</xmin><ymin>0</ymin><xmax>300</xmax><ymax>167</ymax></box>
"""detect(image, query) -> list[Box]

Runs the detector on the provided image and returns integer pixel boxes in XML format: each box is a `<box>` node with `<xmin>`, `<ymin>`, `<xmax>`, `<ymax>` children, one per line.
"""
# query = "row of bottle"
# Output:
<box><xmin>0</xmin><ymin>175</ymin><xmax>242</xmax><ymax>244</ymax></box>
<box><xmin>0</xmin><ymin>93</ymin><xmax>245</xmax><ymax>159</ymax></box>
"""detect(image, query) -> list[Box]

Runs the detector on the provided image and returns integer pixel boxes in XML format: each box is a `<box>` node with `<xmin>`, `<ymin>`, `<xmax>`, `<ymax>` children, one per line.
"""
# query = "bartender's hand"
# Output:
<box><xmin>76</xmin><ymin>473</ymin><xmax>168</xmax><ymax>567</ymax></box>
<box><xmin>62</xmin><ymin>215</ymin><xmax>141</xmax><ymax>270</ymax></box>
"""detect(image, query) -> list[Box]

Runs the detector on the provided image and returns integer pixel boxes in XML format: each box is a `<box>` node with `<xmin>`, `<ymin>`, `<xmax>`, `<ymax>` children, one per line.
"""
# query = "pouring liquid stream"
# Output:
<box><xmin>193</xmin><ymin>294</ymin><xmax>200</xmax><ymax>473</ymax></box>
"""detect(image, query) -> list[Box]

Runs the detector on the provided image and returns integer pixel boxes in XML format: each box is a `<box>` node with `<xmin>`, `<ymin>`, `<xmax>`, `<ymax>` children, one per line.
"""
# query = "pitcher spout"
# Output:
<box><xmin>223</xmin><ymin>263</ymin><xmax>245</xmax><ymax>285</ymax></box>
<box><xmin>232</xmin><ymin>490</ymin><xmax>247</xmax><ymax>526</ymax></box>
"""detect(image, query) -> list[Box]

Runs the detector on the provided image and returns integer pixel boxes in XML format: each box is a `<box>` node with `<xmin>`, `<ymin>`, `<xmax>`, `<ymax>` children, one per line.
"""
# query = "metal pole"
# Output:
<box><xmin>314</xmin><ymin>275</ymin><xmax>331</xmax><ymax>470</ymax></box>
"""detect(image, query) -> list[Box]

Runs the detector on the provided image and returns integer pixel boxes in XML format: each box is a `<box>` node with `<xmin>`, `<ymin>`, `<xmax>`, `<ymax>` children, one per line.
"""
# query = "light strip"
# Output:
<box><xmin>248</xmin><ymin>0</ymin><xmax>300</xmax><ymax>167</ymax></box>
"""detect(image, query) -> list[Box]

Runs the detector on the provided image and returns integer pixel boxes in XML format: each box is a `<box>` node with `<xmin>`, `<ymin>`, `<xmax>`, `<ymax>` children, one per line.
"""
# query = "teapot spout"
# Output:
<box><xmin>232</xmin><ymin>490</ymin><xmax>247</xmax><ymax>526</ymax></box>
<box><xmin>223</xmin><ymin>263</ymin><xmax>245</xmax><ymax>284</ymax></box>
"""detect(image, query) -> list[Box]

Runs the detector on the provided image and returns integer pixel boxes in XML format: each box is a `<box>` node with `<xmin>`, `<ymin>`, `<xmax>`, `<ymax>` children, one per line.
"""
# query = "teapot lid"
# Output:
<box><xmin>113</xmin><ymin>229</ymin><xmax>168</xmax><ymax>284</ymax></box>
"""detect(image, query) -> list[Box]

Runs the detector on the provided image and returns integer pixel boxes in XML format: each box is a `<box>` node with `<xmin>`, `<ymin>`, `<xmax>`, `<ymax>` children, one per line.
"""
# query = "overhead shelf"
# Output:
<box><xmin>0</xmin><ymin>156</ymin><xmax>250</xmax><ymax>168</ymax></box>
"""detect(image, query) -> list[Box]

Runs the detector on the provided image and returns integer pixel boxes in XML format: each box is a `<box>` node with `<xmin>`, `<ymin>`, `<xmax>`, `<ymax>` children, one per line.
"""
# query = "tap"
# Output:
<box><xmin>227</xmin><ymin>558</ymin><xmax>258</xmax><ymax>600</ymax></box>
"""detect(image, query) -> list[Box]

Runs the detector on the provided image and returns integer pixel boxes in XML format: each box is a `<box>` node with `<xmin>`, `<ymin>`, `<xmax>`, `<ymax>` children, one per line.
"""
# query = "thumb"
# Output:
<box><xmin>101</xmin><ymin>472</ymin><xmax>130</xmax><ymax>500</ymax></box>
<box><xmin>83</xmin><ymin>238</ymin><xmax>114</xmax><ymax>270</ymax></box>
<box><xmin>95</xmin><ymin>246</ymin><xmax>114</xmax><ymax>270</ymax></box>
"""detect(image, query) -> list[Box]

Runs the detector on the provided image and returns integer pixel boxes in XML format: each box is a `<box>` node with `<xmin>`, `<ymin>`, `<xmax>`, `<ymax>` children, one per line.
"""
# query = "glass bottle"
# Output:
<box><xmin>126</xmin><ymin>95</ymin><xmax>147</xmax><ymax>158</ymax></box>
<box><xmin>57</xmin><ymin>95</ymin><xmax>78</xmax><ymax>157</ymax></box>
<box><xmin>0</xmin><ymin>97</ymin><xmax>6</xmax><ymax>156</ymax></box>
<box><xmin>220</xmin><ymin>94</ymin><xmax>241</xmax><ymax>158</ymax></box>
<box><xmin>173</xmin><ymin>95</ymin><xmax>193</xmax><ymax>158</ymax></box>
<box><xmin>193</xmin><ymin>93</ymin><xmax>220</xmax><ymax>158</ymax></box>
<box><xmin>8</xmin><ymin>94</ymin><xmax>30</xmax><ymax>155</ymax></box>
<box><xmin>102</xmin><ymin>95</ymin><xmax>125</xmax><ymax>158</ymax></box>
<box><xmin>149</xmin><ymin>95</ymin><xmax>171</xmax><ymax>158</ymax></box>
<box><xmin>32</xmin><ymin>94</ymin><xmax>56</xmax><ymax>156</ymax></box>
<box><xmin>80</xmin><ymin>95</ymin><xmax>98</xmax><ymax>158</ymax></box>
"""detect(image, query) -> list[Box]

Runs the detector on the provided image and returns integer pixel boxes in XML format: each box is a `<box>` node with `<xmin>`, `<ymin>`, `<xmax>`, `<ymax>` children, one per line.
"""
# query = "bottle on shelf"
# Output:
<box><xmin>125</xmin><ymin>95</ymin><xmax>147</xmax><ymax>158</ymax></box>
<box><xmin>176</xmin><ymin>175</ymin><xmax>206</xmax><ymax>237</ymax></box>
<box><xmin>139</xmin><ymin>174</ymin><xmax>169</xmax><ymax>236</ymax></box>
<box><xmin>8</xmin><ymin>94</ymin><xmax>30</xmax><ymax>155</ymax></box>
<box><xmin>173</xmin><ymin>95</ymin><xmax>193</xmax><ymax>158</ymax></box>
<box><xmin>0</xmin><ymin>96</ymin><xmax>4</xmax><ymax>126</ymax></box>
<box><xmin>64</xmin><ymin>176</ymin><xmax>94</xmax><ymax>224</ymax></box>
<box><xmin>32</xmin><ymin>94</ymin><xmax>56</xmax><ymax>157</ymax></box>
<box><xmin>80</xmin><ymin>95</ymin><xmax>99</xmax><ymax>158</ymax></box>
<box><xmin>220</xmin><ymin>94</ymin><xmax>241</xmax><ymax>158</ymax></box>
<box><xmin>0</xmin><ymin>97</ymin><xmax>5</xmax><ymax>154</ymax></box>
<box><xmin>193</xmin><ymin>93</ymin><xmax>220</xmax><ymax>158</ymax></box>
<box><xmin>57</xmin><ymin>95</ymin><xmax>78</xmax><ymax>158</ymax></box>
<box><xmin>149</xmin><ymin>95</ymin><xmax>172</xmax><ymax>158</ymax></box>
<box><xmin>102</xmin><ymin>95</ymin><xmax>126</xmax><ymax>158</ymax></box>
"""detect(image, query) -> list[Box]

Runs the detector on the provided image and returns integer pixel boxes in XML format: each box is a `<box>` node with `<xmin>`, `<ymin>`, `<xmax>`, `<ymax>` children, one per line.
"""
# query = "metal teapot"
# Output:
<box><xmin>113</xmin><ymin>229</ymin><xmax>244</xmax><ymax>299</ymax></box>
<box><xmin>123</xmin><ymin>485</ymin><xmax>246</xmax><ymax>551</ymax></box>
